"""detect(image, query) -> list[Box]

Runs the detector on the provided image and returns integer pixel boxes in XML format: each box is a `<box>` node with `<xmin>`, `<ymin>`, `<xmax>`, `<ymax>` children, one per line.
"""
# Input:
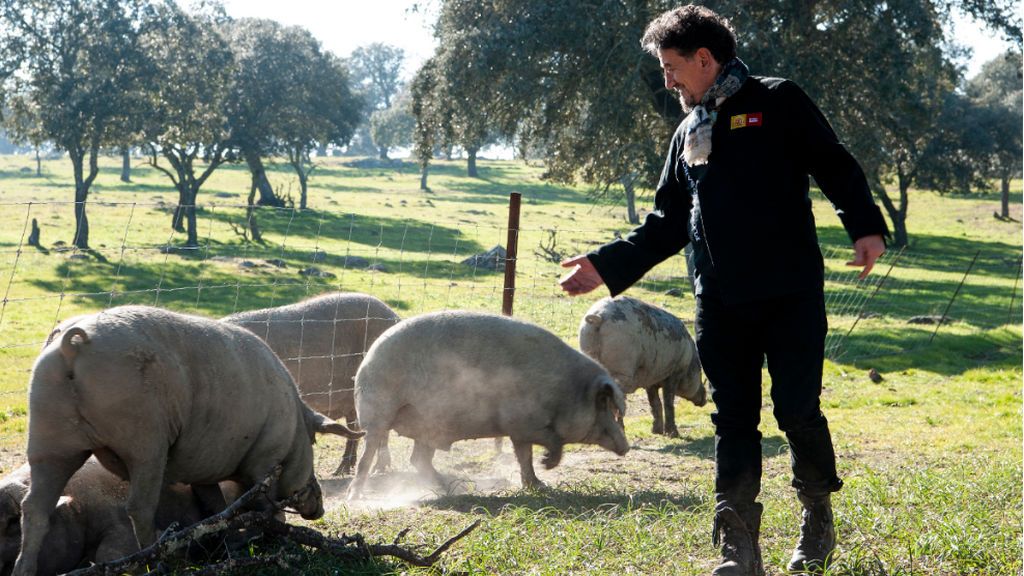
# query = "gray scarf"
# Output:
<box><xmin>680</xmin><ymin>57</ymin><xmax>749</xmax><ymax>166</ymax></box>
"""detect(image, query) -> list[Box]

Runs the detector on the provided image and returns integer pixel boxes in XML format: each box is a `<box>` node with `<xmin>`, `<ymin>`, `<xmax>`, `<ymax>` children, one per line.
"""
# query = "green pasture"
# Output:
<box><xmin>0</xmin><ymin>153</ymin><xmax>1020</xmax><ymax>575</ymax></box>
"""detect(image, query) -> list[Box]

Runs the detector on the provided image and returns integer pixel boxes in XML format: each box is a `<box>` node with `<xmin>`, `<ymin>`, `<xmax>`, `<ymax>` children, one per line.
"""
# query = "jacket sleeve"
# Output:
<box><xmin>782</xmin><ymin>80</ymin><xmax>890</xmax><ymax>243</ymax></box>
<box><xmin>586</xmin><ymin>130</ymin><xmax>692</xmax><ymax>297</ymax></box>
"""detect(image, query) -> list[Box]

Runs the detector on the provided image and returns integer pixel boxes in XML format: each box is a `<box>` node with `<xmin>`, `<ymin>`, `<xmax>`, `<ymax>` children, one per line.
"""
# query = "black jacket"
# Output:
<box><xmin>588</xmin><ymin>76</ymin><xmax>889</xmax><ymax>305</ymax></box>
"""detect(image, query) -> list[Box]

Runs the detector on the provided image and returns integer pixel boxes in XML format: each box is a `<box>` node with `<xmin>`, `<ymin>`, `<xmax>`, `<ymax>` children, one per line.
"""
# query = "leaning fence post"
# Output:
<box><xmin>502</xmin><ymin>192</ymin><xmax>522</xmax><ymax>317</ymax></box>
<box><xmin>929</xmin><ymin>249</ymin><xmax>981</xmax><ymax>345</ymax></box>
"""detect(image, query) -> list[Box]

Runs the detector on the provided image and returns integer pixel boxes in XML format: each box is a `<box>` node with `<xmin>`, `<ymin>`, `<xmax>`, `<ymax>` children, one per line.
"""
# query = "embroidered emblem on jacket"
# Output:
<box><xmin>730</xmin><ymin>113</ymin><xmax>763</xmax><ymax>129</ymax></box>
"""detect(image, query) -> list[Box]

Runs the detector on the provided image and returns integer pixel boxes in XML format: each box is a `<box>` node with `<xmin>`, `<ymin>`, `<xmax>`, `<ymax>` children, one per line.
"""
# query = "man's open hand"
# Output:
<box><xmin>559</xmin><ymin>255</ymin><xmax>605</xmax><ymax>295</ymax></box>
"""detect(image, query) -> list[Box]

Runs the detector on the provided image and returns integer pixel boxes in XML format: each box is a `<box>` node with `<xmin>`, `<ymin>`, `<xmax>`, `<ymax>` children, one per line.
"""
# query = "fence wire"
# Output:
<box><xmin>0</xmin><ymin>198</ymin><xmax>1020</xmax><ymax>463</ymax></box>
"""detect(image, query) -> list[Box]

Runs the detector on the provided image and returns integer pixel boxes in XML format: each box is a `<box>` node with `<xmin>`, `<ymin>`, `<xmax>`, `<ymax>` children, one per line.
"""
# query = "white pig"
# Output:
<box><xmin>347</xmin><ymin>310</ymin><xmax>630</xmax><ymax>498</ymax></box>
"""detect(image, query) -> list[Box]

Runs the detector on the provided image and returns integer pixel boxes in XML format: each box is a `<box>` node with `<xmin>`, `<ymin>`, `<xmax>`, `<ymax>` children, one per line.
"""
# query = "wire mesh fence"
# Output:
<box><xmin>0</xmin><ymin>197</ymin><xmax>1020</xmax><ymax>460</ymax></box>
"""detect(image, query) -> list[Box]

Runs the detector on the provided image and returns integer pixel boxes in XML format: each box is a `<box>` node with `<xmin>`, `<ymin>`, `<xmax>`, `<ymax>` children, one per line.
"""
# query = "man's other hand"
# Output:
<box><xmin>559</xmin><ymin>255</ymin><xmax>605</xmax><ymax>295</ymax></box>
<box><xmin>847</xmin><ymin>234</ymin><xmax>886</xmax><ymax>279</ymax></box>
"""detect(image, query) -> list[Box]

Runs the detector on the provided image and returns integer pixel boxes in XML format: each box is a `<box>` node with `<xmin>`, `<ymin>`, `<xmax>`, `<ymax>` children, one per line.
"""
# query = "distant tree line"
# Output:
<box><xmin>412</xmin><ymin>0</ymin><xmax>1022</xmax><ymax>246</ymax></box>
<box><xmin>0</xmin><ymin>0</ymin><xmax>414</xmax><ymax>249</ymax></box>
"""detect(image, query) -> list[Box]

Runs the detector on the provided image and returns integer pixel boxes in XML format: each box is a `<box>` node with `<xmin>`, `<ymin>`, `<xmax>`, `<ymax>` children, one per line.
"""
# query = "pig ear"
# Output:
<box><xmin>584</xmin><ymin>313</ymin><xmax>603</xmax><ymax>326</ymax></box>
<box><xmin>597</xmin><ymin>378</ymin><xmax>627</xmax><ymax>418</ymax></box>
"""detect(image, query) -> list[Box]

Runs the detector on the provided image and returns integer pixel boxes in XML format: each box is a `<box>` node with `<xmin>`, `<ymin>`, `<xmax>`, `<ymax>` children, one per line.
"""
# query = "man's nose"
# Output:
<box><xmin>664</xmin><ymin>72</ymin><xmax>676</xmax><ymax>90</ymax></box>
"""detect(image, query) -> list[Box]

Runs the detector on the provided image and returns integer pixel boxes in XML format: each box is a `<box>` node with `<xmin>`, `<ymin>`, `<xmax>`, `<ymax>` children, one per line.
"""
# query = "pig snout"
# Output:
<box><xmin>291</xmin><ymin>478</ymin><xmax>325</xmax><ymax>520</ymax></box>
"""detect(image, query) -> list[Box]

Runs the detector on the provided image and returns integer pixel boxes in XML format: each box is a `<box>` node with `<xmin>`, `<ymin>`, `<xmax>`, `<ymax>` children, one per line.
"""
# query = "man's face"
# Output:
<box><xmin>658</xmin><ymin>47</ymin><xmax>716</xmax><ymax>112</ymax></box>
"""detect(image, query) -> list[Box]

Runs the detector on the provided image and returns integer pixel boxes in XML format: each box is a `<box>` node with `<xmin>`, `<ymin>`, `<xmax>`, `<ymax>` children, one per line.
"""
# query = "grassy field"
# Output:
<box><xmin>0</xmin><ymin>153</ymin><xmax>1020</xmax><ymax>575</ymax></box>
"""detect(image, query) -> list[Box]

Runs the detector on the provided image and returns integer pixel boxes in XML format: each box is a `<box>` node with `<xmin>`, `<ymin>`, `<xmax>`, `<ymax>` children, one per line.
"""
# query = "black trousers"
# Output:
<box><xmin>695</xmin><ymin>289</ymin><xmax>843</xmax><ymax>504</ymax></box>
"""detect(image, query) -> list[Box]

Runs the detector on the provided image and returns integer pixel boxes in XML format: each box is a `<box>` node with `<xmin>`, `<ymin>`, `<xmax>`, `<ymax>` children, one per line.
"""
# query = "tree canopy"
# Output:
<box><xmin>420</xmin><ymin>0</ymin><xmax>1022</xmax><ymax>241</ymax></box>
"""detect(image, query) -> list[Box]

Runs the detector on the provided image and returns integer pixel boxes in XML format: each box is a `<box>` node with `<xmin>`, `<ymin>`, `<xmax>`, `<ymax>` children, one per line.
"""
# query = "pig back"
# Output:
<box><xmin>355</xmin><ymin>311</ymin><xmax>607</xmax><ymax>444</ymax></box>
<box><xmin>223</xmin><ymin>293</ymin><xmax>400</xmax><ymax>419</ymax></box>
<box><xmin>579</xmin><ymin>296</ymin><xmax>692</xmax><ymax>391</ymax></box>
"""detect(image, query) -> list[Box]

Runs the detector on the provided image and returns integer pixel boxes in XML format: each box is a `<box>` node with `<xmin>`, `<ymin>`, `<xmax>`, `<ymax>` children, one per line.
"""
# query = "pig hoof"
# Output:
<box><xmin>333</xmin><ymin>463</ymin><xmax>354</xmax><ymax>477</ymax></box>
<box><xmin>665</xmin><ymin>427</ymin><xmax>680</xmax><ymax>438</ymax></box>
<box><xmin>652</xmin><ymin>423</ymin><xmax>664</xmax><ymax>435</ymax></box>
<box><xmin>522</xmin><ymin>478</ymin><xmax>548</xmax><ymax>491</ymax></box>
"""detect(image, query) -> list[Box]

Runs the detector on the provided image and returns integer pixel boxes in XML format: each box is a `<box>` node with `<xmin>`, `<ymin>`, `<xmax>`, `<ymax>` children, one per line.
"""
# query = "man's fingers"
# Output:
<box><xmin>560</xmin><ymin>256</ymin><xmax>587</xmax><ymax>268</ymax></box>
<box><xmin>858</xmin><ymin>261</ymin><xmax>875</xmax><ymax>279</ymax></box>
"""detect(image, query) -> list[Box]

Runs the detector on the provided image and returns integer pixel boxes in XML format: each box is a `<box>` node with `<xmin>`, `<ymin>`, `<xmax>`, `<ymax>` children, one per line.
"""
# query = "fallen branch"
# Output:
<box><xmin>63</xmin><ymin>465</ymin><xmax>480</xmax><ymax>574</ymax></box>
<box><xmin>266</xmin><ymin>518</ymin><xmax>481</xmax><ymax>567</ymax></box>
<box><xmin>65</xmin><ymin>467</ymin><xmax>282</xmax><ymax>576</ymax></box>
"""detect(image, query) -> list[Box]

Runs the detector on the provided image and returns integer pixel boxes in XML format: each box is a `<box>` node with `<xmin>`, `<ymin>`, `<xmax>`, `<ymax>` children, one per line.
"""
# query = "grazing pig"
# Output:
<box><xmin>222</xmin><ymin>292</ymin><xmax>400</xmax><ymax>475</ymax></box>
<box><xmin>347</xmin><ymin>311</ymin><xmax>630</xmax><ymax>498</ymax></box>
<box><xmin>579</xmin><ymin>296</ymin><xmax>707</xmax><ymax>438</ymax></box>
<box><xmin>13</xmin><ymin>305</ymin><xmax>362</xmax><ymax>576</ymax></box>
<box><xmin>0</xmin><ymin>458</ymin><xmax>221</xmax><ymax>576</ymax></box>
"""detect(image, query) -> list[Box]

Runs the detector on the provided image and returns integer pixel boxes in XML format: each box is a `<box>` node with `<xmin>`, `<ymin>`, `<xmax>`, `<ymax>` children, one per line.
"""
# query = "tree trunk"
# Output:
<box><xmin>34</xmin><ymin>146</ymin><xmax>41</xmax><ymax>176</ymax></box>
<box><xmin>69</xmin><ymin>148</ymin><xmax>91</xmax><ymax>250</ymax></box>
<box><xmin>621</xmin><ymin>176</ymin><xmax>639</xmax><ymax>225</ymax></box>
<box><xmin>184</xmin><ymin>189</ymin><xmax>198</xmax><ymax>247</ymax></box>
<box><xmin>378</xmin><ymin>146</ymin><xmax>389</xmax><ymax>160</ymax></box>
<box><xmin>172</xmin><ymin>186</ymin><xmax>188</xmax><ymax>233</ymax></box>
<box><xmin>120</xmin><ymin>148</ymin><xmax>131</xmax><ymax>183</ymax></box>
<box><xmin>1001</xmin><ymin>175</ymin><xmax>1010</xmax><ymax>219</ymax></box>
<box><xmin>467</xmin><ymin>147</ymin><xmax>478</xmax><ymax>178</ymax></box>
<box><xmin>243</xmin><ymin>149</ymin><xmax>282</xmax><ymax>207</ymax></box>
<box><xmin>246</xmin><ymin>180</ymin><xmax>263</xmax><ymax>243</ymax></box>
<box><xmin>871</xmin><ymin>177</ymin><xmax>908</xmax><ymax>248</ymax></box>
<box><xmin>419</xmin><ymin>163</ymin><xmax>429</xmax><ymax>191</ymax></box>
<box><xmin>287</xmin><ymin>149</ymin><xmax>310</xmax><ymax>210</ymax></box>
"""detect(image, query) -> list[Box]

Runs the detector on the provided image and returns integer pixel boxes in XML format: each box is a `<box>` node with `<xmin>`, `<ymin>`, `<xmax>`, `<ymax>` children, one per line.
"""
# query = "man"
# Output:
<box><xmin>560</xmin><ymin>5</ymin><xmax>888</xmax><ymax>576</ymax></box>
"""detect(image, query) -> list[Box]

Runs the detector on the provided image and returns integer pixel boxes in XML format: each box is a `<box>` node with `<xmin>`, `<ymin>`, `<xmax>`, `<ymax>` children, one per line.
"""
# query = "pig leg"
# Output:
<box><xmin>410</xmin><ymin>441</ymin><xmax>443</xmax><ymax>487</ymax></box>
<box><xmin>123</xmin><ymin>451</ymin><xmax>169</xmax><ymax>548</ymax></box>
<box><xmin>510</xmin><ymin>440</ymin><xmax>544</xmax><ymax>489</ymax></box>
<box><xmin>334</xmin><ymin>414</ymin><xmax>361</xmax><ymax>476</ymax></box>
<box><xmin>661</xmin><ymin>380</ymin><xmax>679</xmax><ymax>438</ymax></box>
<box><xmin>375</xmin><ymin>436</ymin><xmax>392</xmax><ymax>474</ymax></box>
<box><xmin>12</xmin><ymin>451</ymin><xmax>90</xmax><ymax>576</ymax></box>
<box><xmin>335</xmin><ymin>439</ymin><xmax>358</xmax><ymax>477</ymax></box>
<box><xmin>647</xmin><ymin>386</ymin><xmax>665</xmax><ymax>435</ymax></box>
<box><xmin>347</xmin><ymin>430</ymin><xmax>385</xmax><ymax>500</ymax></box>
<box><xmin>193</xmin><ymin>483</ymin><xmax>229</xmax><ymax>517</ymax></box>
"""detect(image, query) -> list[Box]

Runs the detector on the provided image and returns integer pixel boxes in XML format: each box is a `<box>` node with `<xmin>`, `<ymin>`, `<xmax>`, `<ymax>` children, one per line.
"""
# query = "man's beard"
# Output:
<box><xmin>676</xmin><ymin>90</ymin><xmax>697</xmax><ymax>113</ymax></box>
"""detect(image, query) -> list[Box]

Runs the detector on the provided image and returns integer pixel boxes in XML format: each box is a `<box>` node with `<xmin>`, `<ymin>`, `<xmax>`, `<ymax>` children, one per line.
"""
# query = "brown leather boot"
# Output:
<box><xmin>787</xmin><ymin>492</ymin><xmax>836</xmax><ymax>573</ymax></box>
<box><xmin>711</xmin><ymin>501</ymin><xmax>765</xmax><ymax>576</ymax></box>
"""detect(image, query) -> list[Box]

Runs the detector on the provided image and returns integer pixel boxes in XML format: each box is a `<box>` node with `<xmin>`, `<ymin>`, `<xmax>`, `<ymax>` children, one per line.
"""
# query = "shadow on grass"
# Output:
<box><xmin>838</xmin><ymin>325</ymin><xmax>1022</xmax><ymax>376</ymax></box>
<box><xmin>651</xmin><ymin>434</ymin><xmax>788</xmax><ymax>462</ymax></box>
<box><xmin>194</xmin><ymin>205</ymin><xmax>487</xmax><ymax>255</ymax></box>
<box><xmin>27</xmin><ymin>251</ymin><xmax>500</xmax><ymax>318</ymax></box>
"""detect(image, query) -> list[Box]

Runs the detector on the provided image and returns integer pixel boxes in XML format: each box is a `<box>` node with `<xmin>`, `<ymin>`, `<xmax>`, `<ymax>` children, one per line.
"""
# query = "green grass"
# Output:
<box><xmin>0</xmin><ymin>153</ymin><xmax>1020</xmax><ymax>575</ymax></box>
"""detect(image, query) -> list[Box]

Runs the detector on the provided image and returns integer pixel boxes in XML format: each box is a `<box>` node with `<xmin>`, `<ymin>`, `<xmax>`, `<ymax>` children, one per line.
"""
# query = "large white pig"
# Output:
<box><xmin>13</xmin><ymin>305</ymin><xmax>362</xmax><ymax>576</ymax></box>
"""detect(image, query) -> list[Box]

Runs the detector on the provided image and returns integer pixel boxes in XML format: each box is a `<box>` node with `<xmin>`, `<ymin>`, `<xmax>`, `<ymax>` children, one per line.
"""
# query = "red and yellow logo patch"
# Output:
<box><xmin>730</xmin><ymin>112</ymin><xmax>763</xmax><ymax>129</ymax></box>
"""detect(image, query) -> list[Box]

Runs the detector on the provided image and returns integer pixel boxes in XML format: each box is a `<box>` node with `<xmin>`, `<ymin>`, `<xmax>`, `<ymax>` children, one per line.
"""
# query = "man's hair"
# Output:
<box><xmin>641</xmin><ymin>5</ymin><xmax>737</xmax><ymax>64</ymax></box>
